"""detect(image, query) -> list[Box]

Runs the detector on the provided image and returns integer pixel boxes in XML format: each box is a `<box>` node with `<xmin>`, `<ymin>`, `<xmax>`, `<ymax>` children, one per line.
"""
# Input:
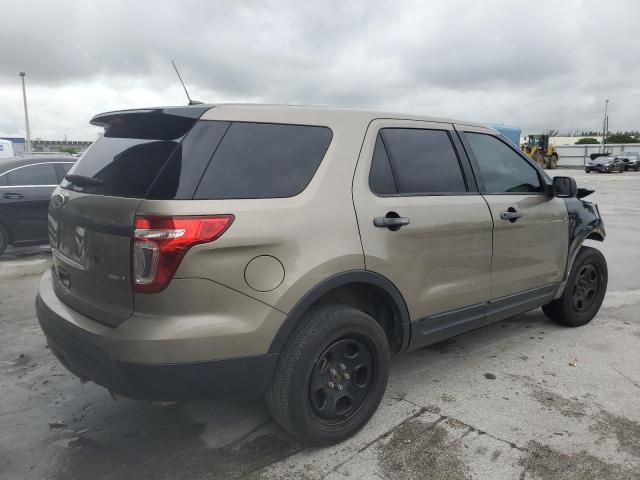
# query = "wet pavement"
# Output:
<box><xmin>1</xmin><ymin>170</ymin><xmax>639</xmax><ymax>479</ymax></box>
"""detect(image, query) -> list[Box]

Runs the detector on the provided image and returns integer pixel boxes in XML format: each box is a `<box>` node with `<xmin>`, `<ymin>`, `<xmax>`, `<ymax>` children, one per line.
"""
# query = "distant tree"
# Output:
<box><xmin>61</xmin><ymin>146</ymin><xmax>79</xmax><ymax>154</ymax></box>
<box><xmin>605</xmin><ymin>133</ymin><xmax>639</xmax><ymax>144</ymax></box>
<box><xmin>543</xmin><ymin>129</ymin><xmax>559</xmax><ymax>137</ymax></box>
<box><xmin>575</xmin><ymin>137</ymin><xmax>600</xmax><ymax>145</ymax></box>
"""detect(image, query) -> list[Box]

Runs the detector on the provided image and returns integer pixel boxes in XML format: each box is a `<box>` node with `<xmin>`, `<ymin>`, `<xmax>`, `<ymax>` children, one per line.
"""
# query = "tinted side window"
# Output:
<box><xmin>7</xmin><ymin>164</ymin><xmax>58</xmax><ymax>186</ymax></box>
<box><xmin>194</xmin><ymin>122</ymin><xmax>332</xmax><ymax>199</ymax></box>
<box><xmin>369</xmin><ymin>135</ymin><xmax>398</xmax><ymax>194</ymax></box>
<box><xmin>377</xmin><ymin>128</ymin><xmax>466</xmax><ymax>194</ymax></box>
<box><xmin>465</xmin><ymin>133</ymin><xmax>542</xmax><ymax>194</ymax></box>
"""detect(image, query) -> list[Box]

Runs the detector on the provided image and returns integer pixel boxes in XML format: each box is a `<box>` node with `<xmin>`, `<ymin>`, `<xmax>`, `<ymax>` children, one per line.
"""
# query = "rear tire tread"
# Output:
<box><xmin>267</xmin><ymin>303</ymin><xmax>389</xmax><ymax>445</ymax></box>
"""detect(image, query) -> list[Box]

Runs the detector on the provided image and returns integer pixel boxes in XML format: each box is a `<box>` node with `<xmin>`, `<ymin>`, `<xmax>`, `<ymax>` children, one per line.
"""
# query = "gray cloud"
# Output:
<box><xmin>1</xmin><ymin>0</ymin><xmax>639</xmax><ymax>139</ymax></box>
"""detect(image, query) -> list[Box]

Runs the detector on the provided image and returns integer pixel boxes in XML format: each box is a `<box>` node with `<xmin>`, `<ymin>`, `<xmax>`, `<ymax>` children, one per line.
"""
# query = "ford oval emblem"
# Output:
<box><xmin>51</xmin><ymin>193</ymin><xmax>66</xmax><ymax>209</ymax></box>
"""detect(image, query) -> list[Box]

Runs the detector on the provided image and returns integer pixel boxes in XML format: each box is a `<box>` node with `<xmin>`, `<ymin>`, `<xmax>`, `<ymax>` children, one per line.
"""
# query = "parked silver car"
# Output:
<box><xmin>615</xmin><ymin>151</ymin><xmax>640</xmax><ymax>171</ymax></box>
<box><xmin>585</xmin><ymin>156</ymin><xmax>625</xmax><ymax>173</ymax></box>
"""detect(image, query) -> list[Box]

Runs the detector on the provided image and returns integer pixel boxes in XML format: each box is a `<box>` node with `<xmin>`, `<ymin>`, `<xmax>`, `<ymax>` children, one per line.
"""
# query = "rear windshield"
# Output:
<box><xmin>61</xmin><ymin>110</ymin><xmax>202</xmax><ymax>197</ymax></box>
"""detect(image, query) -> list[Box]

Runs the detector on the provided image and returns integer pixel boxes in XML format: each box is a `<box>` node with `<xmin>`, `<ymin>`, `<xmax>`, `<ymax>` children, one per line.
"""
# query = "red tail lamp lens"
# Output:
<box><xmin>132</xmin><ymin>215</ymin><xmax>234</xmax><ymax>293</ymax></box>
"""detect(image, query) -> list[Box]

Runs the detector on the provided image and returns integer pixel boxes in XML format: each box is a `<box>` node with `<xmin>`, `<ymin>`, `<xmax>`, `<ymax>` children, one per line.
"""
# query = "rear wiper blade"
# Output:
<box><xmin>64</xmin><ymin>174</ymin><xmax>103</xmax><ymax>187</ymax></box>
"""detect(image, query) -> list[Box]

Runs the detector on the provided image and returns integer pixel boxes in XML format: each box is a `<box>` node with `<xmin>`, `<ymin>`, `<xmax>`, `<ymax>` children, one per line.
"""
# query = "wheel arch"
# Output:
<box><xmin>268</xmin><ymin>270</ymin><xmax>411</xmax><ymax>355</ymax></box>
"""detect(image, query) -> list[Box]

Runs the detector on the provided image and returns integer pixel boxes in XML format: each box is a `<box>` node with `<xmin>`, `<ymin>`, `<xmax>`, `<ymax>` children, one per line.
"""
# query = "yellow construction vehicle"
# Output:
<box><xmin>521</xmin><ymin>135</ymin><xmax>559</xmax><ymax>169</ymax></box>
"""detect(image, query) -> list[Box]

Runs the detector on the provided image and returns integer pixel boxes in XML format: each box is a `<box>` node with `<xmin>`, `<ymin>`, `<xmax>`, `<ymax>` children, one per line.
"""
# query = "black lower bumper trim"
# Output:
<box><xmin>36</xmin><ymin>294</ymin><xmax>278</xmax><ymax>401</ymax></box>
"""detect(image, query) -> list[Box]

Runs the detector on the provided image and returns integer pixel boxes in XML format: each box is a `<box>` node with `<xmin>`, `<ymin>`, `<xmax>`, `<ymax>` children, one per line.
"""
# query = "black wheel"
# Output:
<box><xmin>267</xmin><ymin>304</ymin><xmax>390</xmax><ymax>445</ymax></box>
<box><xmin>0</xmin><ymin>223</ymin><xmax>9</xmax><ymax>256</ymax></box>
<box><xmin>635</xmin><ymin>165</ymin><xmax>639</xmax><ymax>172</ymax></box>
<box><xmin>585</xmin><ymin>168</ymin><xmax>591</xmax><ymax>173</ymax></box>
<box><xmin>542</xmin><ymin>246</ymin><xmax>607</xmax><ymax>327</ymax></box>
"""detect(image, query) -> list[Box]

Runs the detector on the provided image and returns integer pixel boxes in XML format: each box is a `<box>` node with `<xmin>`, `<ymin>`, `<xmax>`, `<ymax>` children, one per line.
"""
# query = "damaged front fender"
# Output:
<box><xmin>554</xmin><ymin>197</ymin><xmax>605</xmax><ymax>299</ymax></box>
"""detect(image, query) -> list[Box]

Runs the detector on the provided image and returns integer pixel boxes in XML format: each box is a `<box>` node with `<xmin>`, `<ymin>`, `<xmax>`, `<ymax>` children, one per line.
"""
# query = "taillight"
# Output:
<box><xmin>132</xmin><ymin>215</ymin><xmax>234</xmax><ymax>293</ymax></box>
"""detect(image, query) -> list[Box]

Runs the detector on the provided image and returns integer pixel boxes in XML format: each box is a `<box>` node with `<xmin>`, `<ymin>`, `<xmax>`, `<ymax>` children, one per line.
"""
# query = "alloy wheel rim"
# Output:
<box><xmin>572</xmin><ymin>264</ymin><xmax>600</xmax><ymax>313</ymax></box>
<box><xmin>308</xmin><ymin>337</ymin><xmax>374</xmax><ymax>425</ymax></box>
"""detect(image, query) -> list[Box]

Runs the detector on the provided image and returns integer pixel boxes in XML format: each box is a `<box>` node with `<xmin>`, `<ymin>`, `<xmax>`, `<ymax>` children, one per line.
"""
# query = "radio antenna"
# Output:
<box><xmin>171</xmin><ymin>60</ymin><xmax>203</xmax><ymax>105</ymax></box>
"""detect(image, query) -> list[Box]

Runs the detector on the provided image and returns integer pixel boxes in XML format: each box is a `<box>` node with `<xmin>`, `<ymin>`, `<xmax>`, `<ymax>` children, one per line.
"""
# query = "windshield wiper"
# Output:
<box><xmin>64</xmin><ymin>174</ymin><xmax>103</xmax><ymax>187</ymax></box>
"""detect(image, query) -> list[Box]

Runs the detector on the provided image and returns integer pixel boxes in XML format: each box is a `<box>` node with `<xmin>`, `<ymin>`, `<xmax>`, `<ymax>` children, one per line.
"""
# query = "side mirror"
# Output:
<box><xmin>552</xmin><ymin>176</ymin><xmax>577</xmax><ymax>198</ymax></box>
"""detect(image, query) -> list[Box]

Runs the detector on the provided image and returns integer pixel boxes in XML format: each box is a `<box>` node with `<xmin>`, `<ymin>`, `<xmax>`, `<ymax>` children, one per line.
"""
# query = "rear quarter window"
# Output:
<box><xmin>194</xmin><ymin>122</ymin><xmax>332</xmax><ymax>199</ymax></box>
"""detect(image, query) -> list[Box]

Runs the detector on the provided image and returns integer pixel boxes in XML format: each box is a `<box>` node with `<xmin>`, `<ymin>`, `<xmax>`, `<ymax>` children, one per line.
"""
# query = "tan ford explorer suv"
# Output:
<box><xmin>36</xmin><ymin>104</ymin><xmax>607</xmax><ymax>445</ymax></box>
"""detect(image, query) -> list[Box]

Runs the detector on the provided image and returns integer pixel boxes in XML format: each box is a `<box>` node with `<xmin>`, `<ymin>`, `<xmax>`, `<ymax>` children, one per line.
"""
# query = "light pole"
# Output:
<box><xmin>602</xmin><ymin>99</ymin><xmax>609</xmax><ymax>152</ymax></box>
<box><xmin>19</xmin><ymin>72</ymin><xmax>32</xmax><ymax>154</ymax></box>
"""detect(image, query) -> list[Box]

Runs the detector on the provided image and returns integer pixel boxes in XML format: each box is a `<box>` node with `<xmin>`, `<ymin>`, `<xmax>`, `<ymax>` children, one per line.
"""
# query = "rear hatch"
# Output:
<box><xmin>48</xmin><ymin>107</ymin><xmax>208</xmax><ymax>327</ymax></box>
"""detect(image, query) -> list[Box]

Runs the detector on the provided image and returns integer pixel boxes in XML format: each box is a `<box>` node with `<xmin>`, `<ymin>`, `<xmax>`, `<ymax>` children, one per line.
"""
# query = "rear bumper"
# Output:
<box><xmin>36</xmin><ymin>272</ymin><xmax>279</xmax><ymax>400</ymax></box>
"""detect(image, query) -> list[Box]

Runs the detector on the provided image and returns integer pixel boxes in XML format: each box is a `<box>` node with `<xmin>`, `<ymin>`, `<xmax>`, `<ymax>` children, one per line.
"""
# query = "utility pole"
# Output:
<box><xmin>19</xmin><ymin>72</ymin><xmax>32</xmax><ymax>154</ymax></box>
<box><xmin>602</xmin><ymin>99</ymin><xmax>609</xmax><ymax>152</ymax></box>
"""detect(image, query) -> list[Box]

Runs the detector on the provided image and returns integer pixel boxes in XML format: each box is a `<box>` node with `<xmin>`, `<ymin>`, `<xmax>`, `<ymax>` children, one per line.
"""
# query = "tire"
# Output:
<box><xmin>542</xmin><ymin>246</ymin><xmax>607</xmax><ymax>327</ymax></box>
<box><xmin>634</xmin><ymin>165</ymin><xmax>639</xmax><ymax>172</ymax></box>
<box><xmin>267</xmin><ymin>304</ymin><xmax>390</xmax><ymax>445</ymax></box>
<box><xmin>0</xmin><ymin>223</ymin><xmax>9</xmax><ymax>256</ymax></box>
<box><xmin>585</xmin><ymin>168</ymin><xmax>590</xmax><ymax>173</ymax></box>
<box><xmin>549</xmin><ymin>154</ymin><xmax>558</xmax><ymax>169</ymax></box>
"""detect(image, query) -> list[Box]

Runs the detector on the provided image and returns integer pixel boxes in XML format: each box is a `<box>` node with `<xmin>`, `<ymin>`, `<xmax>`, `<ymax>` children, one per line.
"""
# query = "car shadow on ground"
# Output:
<box><xmin>0</xmin><ymin>245</ymin><xmax>50</xmax><ymax>262</ymax></box>
<box><xmin>50</xmin><ymin>308</ymin><xmax>561</xmax><ymax>480</ymax></box>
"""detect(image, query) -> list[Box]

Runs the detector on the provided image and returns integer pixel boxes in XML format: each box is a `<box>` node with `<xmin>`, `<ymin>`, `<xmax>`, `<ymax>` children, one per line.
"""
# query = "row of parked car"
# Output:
<box><xmin>585</xmin><ymin>151</ymin><xmax>640</xmax><ymax>173</ymax></box>
<box><xmin>0</xmin><ymin>155</ymin><xmax>76</xmax><ymax>255</ymax></box>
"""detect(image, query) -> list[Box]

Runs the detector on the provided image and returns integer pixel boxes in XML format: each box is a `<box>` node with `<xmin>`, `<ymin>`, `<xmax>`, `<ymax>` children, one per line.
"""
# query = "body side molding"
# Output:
<box><xmin>409</xmin><ymin>283</ymin><xmax>559</xmax><ymax>351</ymax></box>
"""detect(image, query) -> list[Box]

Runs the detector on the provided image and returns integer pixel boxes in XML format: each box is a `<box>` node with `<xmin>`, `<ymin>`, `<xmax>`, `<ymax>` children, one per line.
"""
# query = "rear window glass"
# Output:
<box><xmin>371</xmin><ymin>128</ymin><xmax>467</xmax><ymax>194</ymax></box>
<box><xmin>194</xmin><ymin>122</ymin><xmax>332</xmax><ymax>199</ymax></box>
<box><xmin>62</xmin><ymin>138</ymin><xmax>180</xmax><ymax>197</ymax></box>
<box><xmin>61</xmin><ymin>111</ymin><xmax>200</xmax><ymax>197</ymax></box>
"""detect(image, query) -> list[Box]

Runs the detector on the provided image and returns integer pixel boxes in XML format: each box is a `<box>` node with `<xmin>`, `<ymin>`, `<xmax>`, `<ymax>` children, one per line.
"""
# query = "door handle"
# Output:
<box><xmin>373</xmin><ymin>215</ymin><xmax>411</xmax><ymax>230</ymax></box>
<box><xmin>3</xmin><ymin>192</ymin><xmax>24</xmax><ymax>200</ymax></box>
<box><xmin>500</xmin><ymin>208</ymin><xmax>523</xmax><ymax>223</ymax></box>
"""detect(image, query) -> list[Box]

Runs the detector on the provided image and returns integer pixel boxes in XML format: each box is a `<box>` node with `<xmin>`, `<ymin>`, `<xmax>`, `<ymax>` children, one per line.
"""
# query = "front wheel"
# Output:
<box><xmin>542</xmin><ymin>246</ymin><xmax>607</xmax><ymax>327</ymax></box>
<box><xmin>267</xmin><ymin>304</ymin><xmax>390</xmax><ymax>445</ymax></box>
<box><xmin>585</xmin><ymin>168</ymin><xmax>591</xmax><ymax>173</ymax></box>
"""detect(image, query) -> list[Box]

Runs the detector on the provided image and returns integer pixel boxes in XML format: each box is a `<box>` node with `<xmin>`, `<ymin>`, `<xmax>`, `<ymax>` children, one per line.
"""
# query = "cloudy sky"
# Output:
<box><xmin>1</xmin><ymin>0</ymin><xmax>638</xmax><ymax>140</ymax></box>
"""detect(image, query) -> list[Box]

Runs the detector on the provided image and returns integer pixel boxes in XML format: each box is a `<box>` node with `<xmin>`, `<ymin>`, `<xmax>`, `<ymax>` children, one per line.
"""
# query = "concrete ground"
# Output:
<box><xmin>1</xmin><ymin>170</ymin><xmax>639</xmax><ymax>480</ymax></box>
